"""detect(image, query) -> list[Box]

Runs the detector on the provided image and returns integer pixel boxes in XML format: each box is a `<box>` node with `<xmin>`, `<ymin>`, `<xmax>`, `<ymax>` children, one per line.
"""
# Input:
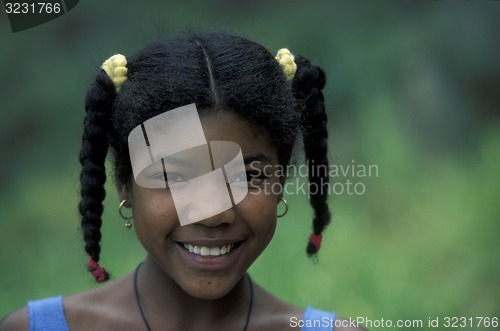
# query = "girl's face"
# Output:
<box><xmin>126</xmin><ymin>111</ymin><xmax>281</xmax><ymax>300</ymax></box>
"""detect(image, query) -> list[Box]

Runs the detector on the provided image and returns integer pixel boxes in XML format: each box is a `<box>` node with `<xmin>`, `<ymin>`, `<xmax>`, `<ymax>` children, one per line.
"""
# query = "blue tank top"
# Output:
<box><xmin>28</xmin><ymin>296</ymin><xmax>336</xmax><ymax>330</ymax></box>
<box><xmin>28</xmin><ymin>296</ymin><xmax>69</xmax><ymax>331</ymax></box>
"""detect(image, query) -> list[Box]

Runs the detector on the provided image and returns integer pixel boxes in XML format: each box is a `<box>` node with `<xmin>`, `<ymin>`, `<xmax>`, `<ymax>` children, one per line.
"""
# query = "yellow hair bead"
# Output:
<box><xmin>101</xmin><ymin>54</ymin><xmax>128</xmax><ymax>92</ymax></box>
<box><xmin>275</xmin><ymin>48</ymin><xmax>297</xmax><ymax>80</ymax></box>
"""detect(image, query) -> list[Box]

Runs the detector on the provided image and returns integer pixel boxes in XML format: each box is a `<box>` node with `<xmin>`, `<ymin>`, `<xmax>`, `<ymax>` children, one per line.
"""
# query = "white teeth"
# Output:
<box><xmin>182</xmin><ymin>243</ymin><xmax>234</xmax><ymax>256</ymax></box>
<box><xmin>200</xmin><ymin>247</ymin><xmax>210</xmax><ymax>256</ymax></box>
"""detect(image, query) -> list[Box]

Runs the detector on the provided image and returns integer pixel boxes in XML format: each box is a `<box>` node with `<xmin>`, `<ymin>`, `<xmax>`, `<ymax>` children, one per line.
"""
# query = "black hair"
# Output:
<box><xmin>80</xmin><ymin>32</ymin><xmax>330</xmax><ymax>282</ymax></box>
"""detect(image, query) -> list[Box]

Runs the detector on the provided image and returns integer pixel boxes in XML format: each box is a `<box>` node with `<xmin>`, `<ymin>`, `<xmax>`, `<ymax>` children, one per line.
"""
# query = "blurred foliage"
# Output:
<box><xmin>1</xmin><ymin>1</ymin><xmax>499</xmax><ymax>329</ymax></box>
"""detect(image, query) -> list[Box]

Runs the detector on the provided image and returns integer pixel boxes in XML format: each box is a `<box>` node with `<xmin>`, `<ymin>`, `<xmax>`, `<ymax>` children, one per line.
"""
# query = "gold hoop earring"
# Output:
<box><xmin>277</xmin><ymin>197</ymin><xmax>288</xmax><ymax>218</ymax></box>
<box><xmin>118</xmin><ymin>199</ymin><xmax>133</xmax><ymax>229</ymax></box>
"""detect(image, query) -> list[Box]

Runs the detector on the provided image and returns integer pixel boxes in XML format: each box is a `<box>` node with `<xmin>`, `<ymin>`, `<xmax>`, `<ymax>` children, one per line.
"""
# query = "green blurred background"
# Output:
<box><xmin>1</xmin><ymin>1</ymin><xmax>499</xmax><ymax>329</ymax></box>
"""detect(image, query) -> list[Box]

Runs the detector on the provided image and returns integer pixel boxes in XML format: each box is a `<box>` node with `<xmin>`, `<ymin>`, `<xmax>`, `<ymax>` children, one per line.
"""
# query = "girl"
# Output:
<box><xmin>1</xmin><ymin>32</ymin><xmax>364</xmax><ymax>331</ymax></box>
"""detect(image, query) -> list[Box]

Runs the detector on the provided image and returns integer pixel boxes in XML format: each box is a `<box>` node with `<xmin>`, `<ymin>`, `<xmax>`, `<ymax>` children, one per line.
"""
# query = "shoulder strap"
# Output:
<box><xmin>301</xmin><ymin>306</ymin><xmax>337</xmax><ymax>331</ymax></box>
<box><xmin>28</xmin><ymin>296</ymin><xmax>70</xmax><ymax>331</ymax></box>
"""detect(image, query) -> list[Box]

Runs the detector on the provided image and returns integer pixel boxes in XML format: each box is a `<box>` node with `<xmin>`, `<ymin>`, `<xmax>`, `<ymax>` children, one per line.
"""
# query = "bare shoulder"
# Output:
<box><xmin>251</xmin><ymin>283</ymin><xmax>368</xmax><ymax>331</ymax></box>
<box><xmin>0</xmin><ymin>274</ymin><xmax>136</xmax><ymax>331</ymax></box>
<box><xmin>0</xmin><ymin>306</ymin><xmax>29</xmax><ymax>331</ymax></box>
<box><xmin>250</xmin><ymin>283</ymin><xmax>303</xmax><ymax>330</ymax></box>
<box><xmin>63</xmin><ymin>273</ymin><xmax>138</xmax><ymax>331</ymax></box>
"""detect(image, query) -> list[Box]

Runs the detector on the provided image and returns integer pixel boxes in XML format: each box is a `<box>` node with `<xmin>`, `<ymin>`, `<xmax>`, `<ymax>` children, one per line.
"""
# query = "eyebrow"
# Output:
<box><xmin>160</xmin><ymin>152</ymin><xmax>273</xmax><ymax>167</ymax></box>
<box><xmin>162</xmin><ymin>155</ymin><xmax>191</xmax><ymax>166</ymax></box>
<box><xmin>243</xmin><ymin>152</ymin><xmax>273</xmax><ymax>165</ymax></box>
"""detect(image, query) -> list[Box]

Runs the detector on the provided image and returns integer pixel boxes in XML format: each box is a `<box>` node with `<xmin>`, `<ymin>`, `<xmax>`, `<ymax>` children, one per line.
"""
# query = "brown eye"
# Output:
<box><xmin>229</xmin><ymin>172</ymin><xmax>248</xmax><ymax>183</ymax></box>
<box><xmin>233</xmin><ymin>171</ymin><xmax>269</xmax><ymax>187</ymax></box>
<box><xmin>151</xmin><ymin>172</ymin><xmax>189</xmax><ymax>187</ymax></box>
<box><xmin>165</xmin><ymin>173</ymin><xmax>189</xmax><ymax>187</ymax></box>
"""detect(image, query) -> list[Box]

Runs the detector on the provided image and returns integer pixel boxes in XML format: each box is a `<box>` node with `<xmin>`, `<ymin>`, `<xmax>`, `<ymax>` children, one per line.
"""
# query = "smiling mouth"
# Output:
<box><xmin>179</xmin><ymin>242</ymin><xmax>242</xmax><ymax>257</ymax></box>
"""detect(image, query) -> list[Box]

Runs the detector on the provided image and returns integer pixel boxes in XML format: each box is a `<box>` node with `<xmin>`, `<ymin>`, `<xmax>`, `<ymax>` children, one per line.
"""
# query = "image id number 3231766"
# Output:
<box><xmin>5</xmin><ymin>2</ymin><xmax>61</xmax><ymax>14</ymax></box>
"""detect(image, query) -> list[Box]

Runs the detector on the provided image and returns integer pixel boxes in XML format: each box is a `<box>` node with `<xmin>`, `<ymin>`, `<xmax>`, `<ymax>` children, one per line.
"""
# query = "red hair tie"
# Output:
<box><xmin>309</xmin><ymin>233</ymin><xmax>323</xmax><ymax>252</ymax></box>
<box><xmin>87</xmin><ymin>258</ymin><xmax>109</xmax><ymax>283</ymax></box>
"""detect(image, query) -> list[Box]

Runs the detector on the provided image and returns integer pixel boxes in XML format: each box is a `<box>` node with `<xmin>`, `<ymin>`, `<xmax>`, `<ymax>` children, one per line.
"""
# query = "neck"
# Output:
<box><xmin>135</xmin><ymin>255</ymin><xmax>252</xmax><ymax>329</ymax></box>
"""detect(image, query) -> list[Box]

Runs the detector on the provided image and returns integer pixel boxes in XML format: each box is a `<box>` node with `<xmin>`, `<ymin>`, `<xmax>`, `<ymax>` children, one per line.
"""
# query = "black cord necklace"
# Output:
<box><xmin>133</xmin><ymin>263</ymin><xmax>254</xmax><ymax>331</ymax></box>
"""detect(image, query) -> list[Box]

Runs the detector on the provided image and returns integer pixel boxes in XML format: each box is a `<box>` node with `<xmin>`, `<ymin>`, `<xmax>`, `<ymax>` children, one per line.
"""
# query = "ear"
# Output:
<box><xmin>116</xmin><ymin>180</ymin><xmax>133</xmax><ymax>206</ymax></box>
<box><xmin>277</xmin><ymin>192</ymin><xmax>283</xmax><ymax>203</ymax></box>
<box><xmin>277</xmin><ymin>176</ymin><xmax>286</xmax><ymax>202</ymax></box>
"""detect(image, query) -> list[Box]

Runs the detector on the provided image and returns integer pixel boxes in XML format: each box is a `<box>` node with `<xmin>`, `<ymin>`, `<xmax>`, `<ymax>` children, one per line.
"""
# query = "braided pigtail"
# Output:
<box><xmin>79</xmin><ymin>69</ymin><xmax>117</xmax><ymax>283</ymax></box>
<box><xmin>80</xmin><ymin>54</ymin><xmax>127</xmax><ymax>283</ymax></box>
<box><xmin>292</xmin><ymin>56</ymin><xmax>330</xmax><ymax>256</ymax></box>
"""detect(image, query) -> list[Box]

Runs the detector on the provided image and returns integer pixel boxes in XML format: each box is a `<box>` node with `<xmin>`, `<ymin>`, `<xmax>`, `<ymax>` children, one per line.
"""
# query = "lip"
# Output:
<box><xmin>176</xmin><ymin>240</ymin><xmax>245</xmax><ymax>271</ymax></box>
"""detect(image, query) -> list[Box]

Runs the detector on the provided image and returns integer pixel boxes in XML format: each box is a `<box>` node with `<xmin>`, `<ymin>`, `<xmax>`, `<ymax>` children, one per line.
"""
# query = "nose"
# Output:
<box><xmin>195</xmin><ymin>207</ymin><xmax>236</xmax><ymax>228</ymax></box>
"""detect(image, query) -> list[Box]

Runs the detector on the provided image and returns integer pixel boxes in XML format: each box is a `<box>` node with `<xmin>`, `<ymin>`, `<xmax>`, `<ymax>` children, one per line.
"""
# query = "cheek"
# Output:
<box><xmin>132</xmin><ymin>189</ymin><xmax>180</xmax><ymax>242</ymax></box>
<box><xmin>239</xmin><ymin>191</ymin><xmax>278</xmax><ymax>239</ymax></box>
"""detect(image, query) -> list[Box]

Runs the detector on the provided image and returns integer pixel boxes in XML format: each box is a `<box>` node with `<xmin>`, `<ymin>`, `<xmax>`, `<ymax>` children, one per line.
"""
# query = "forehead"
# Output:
<box><xmin>200</xmin><ymin>111</ymin><xmax>278</xmax><ymax>163</ymax></box>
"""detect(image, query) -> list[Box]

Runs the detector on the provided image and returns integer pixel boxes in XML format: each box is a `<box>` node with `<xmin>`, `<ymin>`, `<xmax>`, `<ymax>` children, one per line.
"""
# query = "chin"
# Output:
<box><xmin>189</xmin><ymin>288</ymin><xmax>230</xmax><ymax>301</ymax></box>
<box><xmin>179</xmin><ymin>273</ymin><xmax>242</xmax><ymax>301</ymax></box>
